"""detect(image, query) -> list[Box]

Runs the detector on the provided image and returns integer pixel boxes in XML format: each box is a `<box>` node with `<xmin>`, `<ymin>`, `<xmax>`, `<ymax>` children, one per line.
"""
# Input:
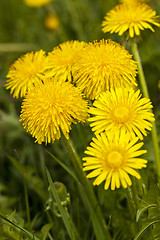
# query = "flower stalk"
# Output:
<box><xmin>131</xmin><ymin>40</ymin><xmax>160</xmax><ymax>181</ymax></box>
<box><xmin>62</xmin><ymin>136</ymin><xmax>112</xmax><ymax>240</ymax></box>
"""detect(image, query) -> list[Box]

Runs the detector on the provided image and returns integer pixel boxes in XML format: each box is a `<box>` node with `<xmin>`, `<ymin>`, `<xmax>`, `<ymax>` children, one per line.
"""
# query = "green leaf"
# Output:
<box><xmin>148</xmin><ymin>205</ymin><xmax>160</xmax><ymax>240</ymax></box>
<box><xmin>134</xmin><ymin>219</ymin><xmax>160</xmax><ymax>240</ymax></box>
<box><xmin>136</xmin><ymin>182</ymin><xmax>160</xmax><ymax>221</ymax></box>
<box><xmin>151</xmin><ymin>220</ymin><xmax>160</xmax><ymax>240</ymax></box>
<box><xmin>41</xmin><ymin>223</ymin><xmax>53</xmax><ymax>240</ymax></box>
<box><xmin>135</xmin><ymin>182</ymin><xmax>160</xmax><ymax>239</ymax></box>
<box><xmin>0</xmin><ymin>214</ymin><xmax>40</xmax><ymax>240</ymax></box>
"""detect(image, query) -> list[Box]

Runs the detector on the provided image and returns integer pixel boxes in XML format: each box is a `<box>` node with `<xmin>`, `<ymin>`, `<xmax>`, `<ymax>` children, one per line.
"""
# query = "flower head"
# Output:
<box><xmin>47</xmin><ymin>41</ymin><xmax>87</xmax><ymax>82</ymax></box>
<box><xmin>102</xmin><ymin>2</ymin><xmax>160</xmax><ymax>38</ymax></box>
<box><xmin>24</xmin><ymin>0</ymin><xmax>53</xmax><ymax>7</ymax></box>
<box><xmin>44</xmin><ymin>14</ymin><xmax>60</xmax><ymax>30</ymax></box>
<box><xmin>20</xmin><ymin>78</ymin><xmax>88</xmax><ymax>144</ymax></box>
<box><xmin>83</xmin><ymin>131</ymin><xmax>147</xmax><ymax>190</ymax></box>
<box><xmin>120</xmin><ymin>0</ymin><xmax>148</xmax><ymax>3</ymax></box>
<box><xmin>89</xmin><ymin>88</ymin><xmax>154</xmax><ymax>140</ymax></box>
<box><xmin>73</xmin><ymin>39</ymin><xmax>137</xmax><ymax>100</ymax></box>
<box><xmin>6</xmin><ymin>50</ymin><xmax>49</xmax><ymax>98</ymax></box>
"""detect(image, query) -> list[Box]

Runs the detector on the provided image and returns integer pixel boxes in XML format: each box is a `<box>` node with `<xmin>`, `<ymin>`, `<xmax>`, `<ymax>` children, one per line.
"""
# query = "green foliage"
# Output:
<box><xmin>41</xmin><ymin>223</ymin><xmax>54</xmax><ymax>240</ymax></box>
<box><xmin>47</xmin><ymin>151</ymin><xmax>106</xmax><ymax>240</ymax></box>
<box><xmin>135</xmin><ymin>182</ymin><xmax>160</xmax><ymax>240</ymax></box>
<box><xmin>8</xmin><ymin>155</ymin><xmax>48</xmax><ymax>201</ymax></box>
<box><xmin>0</xmin><ymin>211</ymin><xmax>40</xmax><ymax>240</ymax></box>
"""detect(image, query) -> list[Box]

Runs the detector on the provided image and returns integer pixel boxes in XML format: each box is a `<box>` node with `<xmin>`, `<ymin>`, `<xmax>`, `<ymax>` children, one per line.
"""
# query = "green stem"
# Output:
<box><xmin>48</xmin><ymin>232</ymin><xmax>55</xmax><ymax>240</ymax></box>
<box><xmin>62</xmin><ymin>136</ymin><xmax>112</xmax><ymax>240</ymax></box>
<box><xmin>125</xmin><ymin>183</ymin><xmax>139</xmax><ymax>235</ymax></box>
<box><xmin>131</xmin><ymin>41</ymin><xmax>160</xmax><ymax>181</ymax></box>
<box><xmin>131</xmin><ymin>41</ymin><xmax>149</xmax><ymax>98</ymax></box>
<box><xmin>24</xmin><ymin>182</ymin><xmax>31</xmax><ymax>229</ymax></box>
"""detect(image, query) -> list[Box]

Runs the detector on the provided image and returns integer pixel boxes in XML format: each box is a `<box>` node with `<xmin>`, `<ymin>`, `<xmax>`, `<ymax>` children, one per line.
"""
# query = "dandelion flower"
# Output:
<box><xmin>102</xmin><ymin>1</ymin><xmax>160</xmax><ymax>38</ymax></box>
<box><xmin>45</xmin><ymin>14</ymin><xmax>60</xmax><ymax>30</ymax></box>
<box><xmin>20</xmin><ymin>78</ymin><xmax>88</xmax><ymax>144</ymax></box>
<box><xmin>120</xmin><ymin>0</ymin><xmax>148</xmax><ymax>3</ymax></box>
<box><xmin>89</xmin><ymin>88</ymin><xmax>155</xmax><ymax>140</ymax></box>
<box><xmin>6</xmin><ymin>50</ymin><xmax>49</xmax><ymax>98</ymax></box>
<box><xmin>24</xmin><ymin>0</ymin><xmax>53</xmax><ymax>7</ymax></box>
<box><xmin>47</xmin><ymin>41</ymin><xmax>87</xmax><ymax>82</ymax></box>
<box><xmin>83</xmin><ymin>131</ymin><xmax>147</xmax><ymax>190</ymax></box>
<box><xmin>73</xmin><ymin>39</ymin><xmax>137</xmax><ymax>100</ymax></box>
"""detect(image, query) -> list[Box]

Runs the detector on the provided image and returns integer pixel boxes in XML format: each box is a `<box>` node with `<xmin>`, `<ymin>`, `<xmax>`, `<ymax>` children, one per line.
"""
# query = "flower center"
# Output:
<box><xmin>107</xmin><ymin>151</ymin><xmax>123</xmax><ymax>169</ymax></box>
<box><xmin>113</xmin><ymin>106</ymin><xmax>129</xmax><ymax>123</ymax></box>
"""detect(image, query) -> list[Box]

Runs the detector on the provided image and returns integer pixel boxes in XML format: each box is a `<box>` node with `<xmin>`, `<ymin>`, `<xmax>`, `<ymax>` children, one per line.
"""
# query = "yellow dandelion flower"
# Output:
<box><xmin>6</xmin><ymin>50</ymin><xmax>49</xmax><ymax>98</ymax></box>
<box><xmin>45</xmin><ymin>14</ymin><xmax>60</xmax><ymax>30</ymax></box>
<box><xmin>73</xmin><ymin>39</ymin><xmax>137</xmax><ymax>100</ymax></box>
<box><xmin>24</xmin><ymin>0</ymin><xmax>53</xmax><ymax>7</ymax></box>
<box><xmin>20</xmin><ymin>78</ymin><xmax>88</xmax><ymax>144</ymax></box>
<box><xmin>83</xmin><ymin>131</ymin><xmax>147</xmax><ymax>190</ymax></box>
<box><xmin>120</xmin><ymin>0</ymin><xmax>148</xmax><ymax>3</ymax></box>
<box><xmin>47</xmin><ymin>41</ymin><xmax>87</xmax><ymax>82</ymax></box>
<box><xmin>89</xmin><ymin>88</ymin><xmax>155</xmax><ymax>140</ymax></box>
<box><xmin>102</xmin><ymin>1</ymin><xmax>160</xmax><ymax>38</ymax></box>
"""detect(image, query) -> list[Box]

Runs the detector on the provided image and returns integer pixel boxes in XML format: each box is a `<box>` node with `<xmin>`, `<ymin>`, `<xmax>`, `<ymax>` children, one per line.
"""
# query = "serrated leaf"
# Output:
<box><xmin>148</xmin><ymin>206</ymin><xmax>160</xmax><ymax>240</ymax></box>
<box><xmin>152</xmin><ymin>220</ymin><xmax>160</xmax><ymax>240</ymax></box>
<box><xmin>134</xmin><ymin>219</ymin><xmax>160</xmax><ymax>240</ymax></box>
<box><xmin>0</xmin><ymin>214</ymin><xmax>40</xmax><ymax>240</ymax></box>
<box><xmin>137</xmin><ymin>182</ymin><xmax>160</xmax><ymax>221</ymax></box>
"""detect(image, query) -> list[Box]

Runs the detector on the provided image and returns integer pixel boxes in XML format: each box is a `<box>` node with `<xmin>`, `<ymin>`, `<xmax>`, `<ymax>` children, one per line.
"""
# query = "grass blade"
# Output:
<box><xmin>46</xmin><ymin>168</ymin><xmax>73</xmax><ymax>240</ymax></box>
<box><xmin>0</xmin><ymin>214</ymin><xmax>40</xmax><ymax>240</ymax></box>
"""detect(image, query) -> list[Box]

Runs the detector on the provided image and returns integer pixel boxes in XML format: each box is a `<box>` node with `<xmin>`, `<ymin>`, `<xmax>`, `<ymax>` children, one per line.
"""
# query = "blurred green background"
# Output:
<box><xmin>0</xmin><ymin>0</ymin><xmax>160</xmax><ymax>239</ymax></box>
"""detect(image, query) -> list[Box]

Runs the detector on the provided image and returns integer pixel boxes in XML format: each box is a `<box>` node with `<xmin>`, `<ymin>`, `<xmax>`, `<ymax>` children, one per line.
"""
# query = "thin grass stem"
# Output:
<box><xmin>24</xmin><ymin>182</ymin><xmax>31</xmax><ymax>229</ymax></box>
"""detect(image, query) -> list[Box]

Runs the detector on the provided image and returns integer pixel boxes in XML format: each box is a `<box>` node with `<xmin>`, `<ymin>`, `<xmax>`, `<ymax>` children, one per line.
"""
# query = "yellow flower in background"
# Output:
<box><xmin>6</xmin><ymin>50</ymin><xmax>49</xmax><ymax>98</ymax></box>
<box><xmin>24</xmin><ymin>0</ymin><xmax>53</xmax><ymax>7</ymax></box>
<box><xmin>45</xmin><ymin>14</ymin><xmax>60</xmax><ymax>30</ymax></box>
<box><xmin>89</xmin><ymin>88</ymin><xmax>154</xmax><ymax>140</ymax></box>
<box><xmin>120</xmin><ymin>0</ymin><xmax>148</xmax><ymax>3</ymax></box>
<box><xmin>73</xmin><ymin>39</ymin><xmax>137</xmax><ymax>100</ymax></box>
<box><xmin>102</xmin><ymin>1</ymin><xmax>160</xmax><ymax>38</ymax></box>
<box><xmin>47</xmin><ymin>41</ymin><xmax>87</xmax><ymax>82</ymax></box>
<box><xmin>20</xmin><ymin>78</ymin><xmax>88</xmax><ymax>144</ymax></box>
<box><xmin>83</xmin><ymin>131</ymin><xmax>147</xmax><ymax>190</ymax></box>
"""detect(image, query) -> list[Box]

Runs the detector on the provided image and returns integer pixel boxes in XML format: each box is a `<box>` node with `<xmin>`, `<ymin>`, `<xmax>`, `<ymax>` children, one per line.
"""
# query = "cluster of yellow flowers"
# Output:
<box><xmin>6</xmin><ymin>0</ymin><xmax>159</xmax><ymax>190</ymax></box>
